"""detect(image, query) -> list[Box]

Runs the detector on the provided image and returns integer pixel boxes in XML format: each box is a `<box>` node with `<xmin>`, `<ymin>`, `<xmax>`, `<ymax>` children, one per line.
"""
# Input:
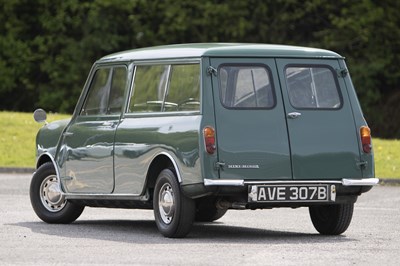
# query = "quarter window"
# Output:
<box><xmin>219</xmin><ymin>65</ymin><xmax>275</xmax><ymax>109</ymax></box>
<box><xmin>165</xmin><ymin>64</ymin><xmax>200</xmax><ymax>112</ymax></box>
<box><xmin>130</xmin><ymin>65</ymin><xmax>169</xmax><ymax>112</ymax></box>
<box><xmin>285</xmin><ymin>66</ymin><xmax>341</xmax><ymax>109</ymax></box>
<box><xmin>81</xmin><ymin>66</ymin><xmax>128</xmax><ymax>115</ymax></box>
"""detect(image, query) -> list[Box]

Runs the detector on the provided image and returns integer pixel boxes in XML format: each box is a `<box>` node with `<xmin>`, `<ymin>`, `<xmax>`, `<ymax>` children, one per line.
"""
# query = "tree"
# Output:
<box><xmin>1</xmin><ymin>0</ymin><xmax>399</xmax><ymax>137</ymax></box>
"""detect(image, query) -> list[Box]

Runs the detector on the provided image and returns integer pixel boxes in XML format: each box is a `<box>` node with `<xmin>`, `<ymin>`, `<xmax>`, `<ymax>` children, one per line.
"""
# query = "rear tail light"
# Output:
<box><xmin>203</xmin><ymin>126</ymin><xmax>216</xmax><ymax>154</ymax></box>
<box><xmin>360</xmin><ymin>126</ymin><xmax>372</xmax><ymax>153</ymax></box>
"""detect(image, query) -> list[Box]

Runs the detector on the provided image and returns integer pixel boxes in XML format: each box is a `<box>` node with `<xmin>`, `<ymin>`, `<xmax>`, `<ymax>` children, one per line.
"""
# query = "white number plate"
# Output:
<box><xmin>248</xmin><ymin>184</ymin><xmax>336</xmax><ymax>203</ymax></box>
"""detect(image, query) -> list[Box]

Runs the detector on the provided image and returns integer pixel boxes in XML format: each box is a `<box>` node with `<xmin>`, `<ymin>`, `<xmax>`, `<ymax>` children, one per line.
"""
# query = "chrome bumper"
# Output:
<box><xmin>204</xmin><ymin>178</ymin><xmax>379</xmax><ymax>187</ymax></box>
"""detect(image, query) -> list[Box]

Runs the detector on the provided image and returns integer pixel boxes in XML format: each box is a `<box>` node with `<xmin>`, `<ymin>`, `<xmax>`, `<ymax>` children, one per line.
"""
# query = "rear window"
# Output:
<box><xmin>285</xmin><ymin>66</ymin><xmax>342</xmax><ymax>109</ymax></box>
<box><xmin>219</xmin><ymin>65</ymin><xmax>275</xmax><ymax>109</ymax></box>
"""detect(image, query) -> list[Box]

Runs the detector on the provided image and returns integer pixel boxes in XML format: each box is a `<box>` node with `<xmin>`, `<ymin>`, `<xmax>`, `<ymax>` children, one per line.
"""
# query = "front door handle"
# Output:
<box><xmin>102</xmin><ymin>121</ymin><xmax>117</xmax><ymax>127</ymax></box>
<box><xmin>63</xmin><ymin>132</ymin><xmax>74</xmax><ymax>137</ymax></box>
<box><xmin>287</xmin><ymin>112</ymin><xmax>302</xmax><ymax>119</ymax></box>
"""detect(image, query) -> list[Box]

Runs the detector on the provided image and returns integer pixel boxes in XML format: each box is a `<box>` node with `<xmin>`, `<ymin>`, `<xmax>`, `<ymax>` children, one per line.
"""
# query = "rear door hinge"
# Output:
<box><xmin>356</xmin><ymin>161</ymin><xmax>368</xmax><ymax>169</ymax></box>
<box><xmin>336</xmin><ymin>68</ymin><xmax>348</xmax><ymax>78</ymax></box>
<box><xmin>215</xmin><ymin>161</ymin><xmax>225</xmax><ymax>170</ymax></box>
<box><xmin>207</xmin><ymin>66</ymin><xmax>217</xmax><ymax>76</ymax></box>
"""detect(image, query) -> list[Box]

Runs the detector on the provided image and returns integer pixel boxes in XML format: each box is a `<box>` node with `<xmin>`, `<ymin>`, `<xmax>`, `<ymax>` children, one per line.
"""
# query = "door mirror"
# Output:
<box><xmin>33</xmin><ymin>109</ymin><xmax>47</xmax><ymax>124</ymax></box>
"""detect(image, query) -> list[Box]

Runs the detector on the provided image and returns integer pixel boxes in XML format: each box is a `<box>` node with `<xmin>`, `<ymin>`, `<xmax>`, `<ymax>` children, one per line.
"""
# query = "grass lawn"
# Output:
<box><xmin>373</xmin><ymin>138</ymin><xmax>400</xmax><ymax>178</ymax></box>
<box><xmin>0</xmin><ymin>111</ymin><xmax>399</xmax><ymax>178</ymax></box>
<box><xmin>0</xmin><ymin>111</ymin><xmax>70</xmax><ymax>168</ymax></box>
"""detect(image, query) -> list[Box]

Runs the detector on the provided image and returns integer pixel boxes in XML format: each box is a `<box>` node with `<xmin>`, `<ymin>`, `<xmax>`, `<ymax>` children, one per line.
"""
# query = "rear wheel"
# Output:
<box><xmin>309</xmin><ymin>203</ymin><xmax>354</xmax><ymax>235</ymax></box>
<box><xmin>153</xmin><ymin>169</ymin><xmax>195</xmax><ymax>238</ymax></box>
<box><xmin>30</xmin><ymin>162</ymin><xmax>84</xmax><ymax>223</ymax></box>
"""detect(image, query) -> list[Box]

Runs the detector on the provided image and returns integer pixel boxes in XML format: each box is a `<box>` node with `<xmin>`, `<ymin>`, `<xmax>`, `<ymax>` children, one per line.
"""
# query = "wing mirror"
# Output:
<box><xmin>33</xmin><ymin>109</ymin><xmax>48</xmax><ymax>124</ymax></box>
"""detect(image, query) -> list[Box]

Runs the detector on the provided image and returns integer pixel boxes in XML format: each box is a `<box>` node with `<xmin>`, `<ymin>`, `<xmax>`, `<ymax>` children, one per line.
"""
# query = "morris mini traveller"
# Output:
<box><xmin>30</xmin><ymin>43</ymin><xmax>378</xmax><ymax>238</ymax></box>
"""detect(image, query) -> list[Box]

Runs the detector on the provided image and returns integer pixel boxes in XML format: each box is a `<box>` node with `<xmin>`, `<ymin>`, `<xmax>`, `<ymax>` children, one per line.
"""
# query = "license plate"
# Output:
<box><xmin>248</xmin><ymin>184</ymin><xmax>336</xmax><ymax>203</ymax></box>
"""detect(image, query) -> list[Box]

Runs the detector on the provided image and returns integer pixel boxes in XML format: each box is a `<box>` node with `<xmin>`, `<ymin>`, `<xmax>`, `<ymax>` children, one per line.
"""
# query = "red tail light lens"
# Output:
<box><xmin>203</xmin><ymin>126</ymin><xmax>216</xmax><ymax>154</ymax></box>
<box><xmin>360</xmin><ymin>126</ymin><xmax>372</xmax><ymax>153</ymax></box>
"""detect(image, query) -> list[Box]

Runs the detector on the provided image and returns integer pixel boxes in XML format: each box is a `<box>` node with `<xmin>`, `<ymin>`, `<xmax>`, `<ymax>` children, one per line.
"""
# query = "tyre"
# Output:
<box><xmin>309</xmin><ymin>203</ymin><xmax>354</xmax><ymax>235</ymax></box>
<box><xmin>153</xmin><ymin>169</ymin><xmax>195</xmax><ymax>238</ymax></box>
<box><xmin>30</xmin><ymin>162</ymin><xmax>84</xmax><ymax>224</ymax></box>
<box><xmin>195</xmin><ymin>197</ymin><xmax>228</xmax><ymax>222</ymax></box>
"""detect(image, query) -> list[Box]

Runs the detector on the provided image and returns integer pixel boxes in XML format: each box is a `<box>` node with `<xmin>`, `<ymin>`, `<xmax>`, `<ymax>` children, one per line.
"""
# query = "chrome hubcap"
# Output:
<box><xmin>40</xmin><ymin>175</ymin><xmax>66</xmax><ymax>212</ymax></box>
<box><xmin>158</xmin><ymin>183</ymin><xmax>175</xmax><ymax>224</ymax></box>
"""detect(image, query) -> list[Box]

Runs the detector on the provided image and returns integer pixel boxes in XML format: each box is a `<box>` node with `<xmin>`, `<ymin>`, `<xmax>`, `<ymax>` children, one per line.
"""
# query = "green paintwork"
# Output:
<box><xmin>210</xmin><ymin>57</ymin><xmax>292</xmax><ymax>180</ymax></box>
<box><xmin>36</xmin><ymin>118</ymin><xmax>70</xmax><ymax>164</ymax></box>
<box><xmin>58</xmin><ymin>115</ymin><xmax>119</xmax><ymax>193</ymax></box>
<box><xmin>276</xmin><ymin>58</ymin><xmax>363</xmax><ymax>180</ymax></box>
<box><xmin>34</xmin><ymin>43</ymin><xmax>374</xmax><ymax>200</ymax></box>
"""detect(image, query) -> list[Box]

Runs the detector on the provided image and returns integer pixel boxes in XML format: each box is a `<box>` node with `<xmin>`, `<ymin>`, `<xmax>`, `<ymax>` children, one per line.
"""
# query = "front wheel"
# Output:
<box><xmin>30</xmin><ymin>162</ymin><xmax>84</xmax><ymax>223</ymax></box>
<box><xmin>309</xmin><ymin>203</ymin><xmax>354</xmax><ymax>235</ymax></box>
<box><xmin>153</xmin><ymin>169</ymin><xmax>195</xmax><ymax>238</ymax></box>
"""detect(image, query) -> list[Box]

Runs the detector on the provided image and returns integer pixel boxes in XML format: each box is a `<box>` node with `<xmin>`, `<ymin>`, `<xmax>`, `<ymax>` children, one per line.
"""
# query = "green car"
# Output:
<box><xmin>30</xmin><ymin>43</ymin><xmax>378</xmax><ymax>238</ymax></box>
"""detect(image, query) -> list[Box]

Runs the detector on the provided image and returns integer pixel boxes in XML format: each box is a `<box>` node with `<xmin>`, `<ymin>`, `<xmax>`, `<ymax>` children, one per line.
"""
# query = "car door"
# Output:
<box><xmin>276</xmin><ymin>58</ymin><xmax>362</xmax><ymax>180</ymax></box>
<box><xmin>210</xmin><ymin>58</ymin><xmax>292</xmax><ymax>180</ymax></box>
<box><xmin>59</xmin><ymin>66</ymin><xmax>128</xmax><ymax>193</ymax></box>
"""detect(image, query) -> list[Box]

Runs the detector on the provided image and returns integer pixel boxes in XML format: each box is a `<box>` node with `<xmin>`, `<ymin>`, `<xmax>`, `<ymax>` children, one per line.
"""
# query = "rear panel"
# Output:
<box><xmin>338</xmin><ymin>60</ymin><xmax>375</xmax><ymax>179</ymax></box>
<box><xmin>208</xmin><ymin>57</ymin><xmax>364</xmax><ymax>182</ymax></box>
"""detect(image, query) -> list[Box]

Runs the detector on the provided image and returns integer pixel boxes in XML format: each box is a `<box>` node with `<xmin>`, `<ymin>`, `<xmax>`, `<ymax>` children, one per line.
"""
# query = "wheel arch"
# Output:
<box><xmin>145</xmin><ymin>152</ymin><xmax>182</xmax><ymax>191</ymax></box>
<box><xmin>36</xmin><ymin>152</ymin><xmax>61</xmax><ymax>180</ymax></box>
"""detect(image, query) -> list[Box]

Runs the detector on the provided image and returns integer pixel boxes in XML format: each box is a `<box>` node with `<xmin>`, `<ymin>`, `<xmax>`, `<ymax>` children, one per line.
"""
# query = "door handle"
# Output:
<box><xmin>102</xmin><ymin>121</ymin><xmax>116</xmax><ymax>127</ymax></box>
<box><xmin>63</xmin><ymin>132</ymin><xmax>74</xmax><ymax>137</ymax></box>
<box><xmin>287</xmin><ymin>112</ymin><xmax>301</xmax><ymax>119</ymax></box>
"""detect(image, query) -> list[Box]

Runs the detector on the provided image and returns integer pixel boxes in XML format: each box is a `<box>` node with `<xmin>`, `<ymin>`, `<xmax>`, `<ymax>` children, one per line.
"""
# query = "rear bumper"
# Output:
<box><xmin>204</xmin><ymin>178</ymin><xmax>379</xmax><ymax>187</ymax></box>
<box><xmin>200</xmin><ymin>178</ymin><xmax>378</xmax><ymax>207</ymax></box>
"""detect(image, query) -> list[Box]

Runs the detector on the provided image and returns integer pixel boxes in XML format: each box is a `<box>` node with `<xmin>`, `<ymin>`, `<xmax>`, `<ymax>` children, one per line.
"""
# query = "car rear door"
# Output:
<box><xmin>210</xmin><ymin>58</ymin><xmax>292</xmax><ymax>180</ymax></box>
<box><xmin>276</xmin><ymin>58</ymin><xmax>363</xmax><ymax>180</ymax></box>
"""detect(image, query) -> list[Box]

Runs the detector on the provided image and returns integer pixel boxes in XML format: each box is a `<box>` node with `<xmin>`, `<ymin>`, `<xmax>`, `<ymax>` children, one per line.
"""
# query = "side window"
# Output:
<box><xmin>129</xmin><ymin>63</ymin><xmax>201</xmax><ymax>113</ymax></box>
<box><xmin>129</xmin><ymin>65</ymin><xmax>169</xmax><ymax>112</ymax></box>
<box><xmin>81</xmin><ymin>68</ymin><xmax>111</xmax><ymax>115</ymax></box>
<box><xmin>81</xmin><ymin>66</ymin><xmax>127</xmax><ymax>115</ymax></box>
<box><xmin>285</xmin><ymin>66</ymin><xmax>342</xmax><ymax>109</ymax></box>
<box><xmin>219</xmin><ymin>65</ymin><xmax>275</xmax><ymax>109</ymax></box>
<box><xmin>108</xmin><ymin>67</ymin><xmax>128</xmax><ymax>114</ymax></box>
<box><xmin>165</xmin><ymin>64</ymin><xmax>200</xmax><ymax>111</ymax></box>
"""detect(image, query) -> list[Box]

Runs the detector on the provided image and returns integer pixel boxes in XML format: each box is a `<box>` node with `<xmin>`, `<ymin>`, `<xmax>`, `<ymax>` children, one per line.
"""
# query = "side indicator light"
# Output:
<box><xmin>360</xmin><ymin>126</ymin><xmax>372</xmax><ymax>153</ymax></box>
<box><xmin>203</xmin><ymin>126</ymin><xmax>216</xmax><ymax>154</ymax></box>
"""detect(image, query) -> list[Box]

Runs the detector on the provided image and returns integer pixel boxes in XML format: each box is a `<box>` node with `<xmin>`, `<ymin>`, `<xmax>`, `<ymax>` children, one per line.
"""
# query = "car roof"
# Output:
<box><xmin>98</xmin><ymin>43</ymin><xmax>342</xmax><ymax>63</ymax></box>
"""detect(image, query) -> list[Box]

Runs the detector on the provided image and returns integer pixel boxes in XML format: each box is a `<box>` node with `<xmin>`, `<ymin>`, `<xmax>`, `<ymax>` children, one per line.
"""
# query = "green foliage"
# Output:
<box><xmin>1</xmin><ymin>0</ymin><xmax>399</xmax><ymax>137</ymax></box>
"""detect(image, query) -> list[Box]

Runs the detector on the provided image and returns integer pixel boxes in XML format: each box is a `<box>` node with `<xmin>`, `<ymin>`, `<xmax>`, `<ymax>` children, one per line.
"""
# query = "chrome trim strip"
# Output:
<box><xmin>204</xmin><ymin>179</ymin><xmax>341</xmax><ymax>186</ymax></box>
<box><xmin>204</xmin><ymin>178</ymin><xmax>379</xmax><ymax>186</ymax></box>
<box><xmin>245</xmin><ymin>180</ymin><xmax>342</xmax><ymax>185</ymax></box>
<box><xmin>36</xmin><ymin>152</ymin><xmax>61</xmax><ymax>181</ymax></box>
<box><xmin>342</xmin><ymin>178</ymin><xmax>379</xmax><ymax>186</ymax></box>
<box><xmin>204</xmin><ymin>179</ymin><xmax>245</xmax><ymax>186</ymax></box>
<box><xmin>36</xmin><ymin>152</ymin><xmax>66</xmax><ymax>196</ymax></box>
<box><xmin>65</xmin><ymin>193</ymin><xmax>148</xmax><ymax>201</ymax></box>
<box><xmin>157</xmin><ymin>152</ymin><xmax>182</xmax><ymax>183</ymax></box>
